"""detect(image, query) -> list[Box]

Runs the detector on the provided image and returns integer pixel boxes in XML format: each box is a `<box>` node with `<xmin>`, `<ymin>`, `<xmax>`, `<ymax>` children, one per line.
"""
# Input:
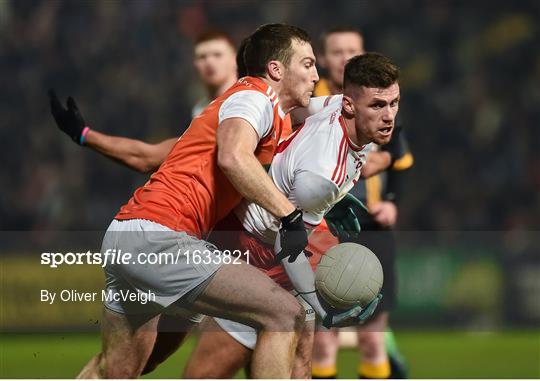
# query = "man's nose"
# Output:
<box><xmin>312</xmin><ymin>68</ymin><xmax>320</xmax><ymax>83</ymax></box>
<box><xmin>382</xmin><ymin>106</ymin><xmax>394</xmax><ymax>122</ymax></box>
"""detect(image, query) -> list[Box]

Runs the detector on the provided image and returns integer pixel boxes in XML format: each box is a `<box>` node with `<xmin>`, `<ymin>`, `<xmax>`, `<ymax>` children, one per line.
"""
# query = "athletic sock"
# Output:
<box><xmin>384</xmin><ymin>330</ymin><xmax>398</xmax><ymax>356</ymax></box>
<box><xmin>384</xmin><ymin>330</ymin><xmax>404</xmax><ymax>363</ymax></box>
<box><xmin>385</xmin><ymin>329</ymin><xmax>408</xmax><ymax>378</ymax></box>
<box><xmin>389</xmin><ymin>353</ymin><xmax>408</xmax><ymax>379</ymax></box>
<box><xmin>358</xmin><ymin>360</ymin><xmax>391</xmax><ymax>379</ymax></box>
<box><xmin>312</xmin><ymin>364</ymin><xmax>337</xmax><ymax>379</ymax></box>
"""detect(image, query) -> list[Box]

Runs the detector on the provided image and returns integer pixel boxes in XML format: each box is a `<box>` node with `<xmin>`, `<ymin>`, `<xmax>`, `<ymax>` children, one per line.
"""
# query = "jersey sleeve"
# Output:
<box><xmin>289</xmin><ymin>170</ymin><xmax>340</xmax><ymax>226</ymax></box>
<box><xmin>290</xmin><ymin>95</ymin><xmax>340</xmax><ymax>125</ymax></box>
<box><xmin>218</xmin><ymin>90</ymin><xmax>274</xmax><ymax>139</ymax></box>
<box><xmin>391</xmin><ymin>126</ymin><xmax>414</xmax><ymax>171</ymax></box>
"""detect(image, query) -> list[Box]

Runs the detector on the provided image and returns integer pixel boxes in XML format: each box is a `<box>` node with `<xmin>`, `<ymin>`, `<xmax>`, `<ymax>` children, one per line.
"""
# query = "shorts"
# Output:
<box><xmin>208</xmin><ymin>214</ymin><xmax>326</xmax><ymax>349</ymax></box>
<box><xmin>210</xmin><ymin>213</ymin><xmax>329</xmax><ymax>291</ymax></box>
<box><xmin>102</xmin><ymin>219</ymin><xmax>222</xmax><ymax>318</ymax></box>
<box><xmin>213</xmin><ymin>293</ymin><xmax>315</xmax><ymax>350</ymax></box>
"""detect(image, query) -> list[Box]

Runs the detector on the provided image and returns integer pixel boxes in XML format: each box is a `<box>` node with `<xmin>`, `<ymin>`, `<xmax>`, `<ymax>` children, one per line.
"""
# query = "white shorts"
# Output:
<box><xmin>213</xmin><ymin>294</ymin><xmax>315</xmax><ymax>350</ymax></box>
<box><xmin>102</xmin><ymin>219</ymin><xmax>222</xmax><ymax>318</ymax></box>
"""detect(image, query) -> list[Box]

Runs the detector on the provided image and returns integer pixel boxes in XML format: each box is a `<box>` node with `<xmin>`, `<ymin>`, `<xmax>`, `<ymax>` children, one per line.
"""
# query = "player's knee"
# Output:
<box><xmin>285</xmin><ymin>298</ymin><xmax>306</xmax><ymax>332</ymax></box>
<box><xmin>264</xmin><ymin>295</ymin><xmax>305</xmax><ymax>332</ymax></box>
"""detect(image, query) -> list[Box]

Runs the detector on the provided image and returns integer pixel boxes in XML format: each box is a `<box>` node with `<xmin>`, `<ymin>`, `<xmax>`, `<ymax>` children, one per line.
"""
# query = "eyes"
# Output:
<box><xmin>329</xmin><ymin>48</ymin><xmax>360</xmax><ymax>57</ymax></box>
<box><xmin>196</xmin><ymin>52</ymin><xmax>224</xmax><ymax>60</ymax></box>
<box><xmin>371</xmin><ymin>99</ymin><xmax>399</xmax><ymax>109</ymax></box>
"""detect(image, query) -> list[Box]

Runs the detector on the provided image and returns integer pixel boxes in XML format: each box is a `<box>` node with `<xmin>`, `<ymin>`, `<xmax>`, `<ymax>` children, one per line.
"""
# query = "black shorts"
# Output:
<box><xmin>350</xmin><ymin>223</ymin><xmax>397</xmax><ymax>313</ymax></box>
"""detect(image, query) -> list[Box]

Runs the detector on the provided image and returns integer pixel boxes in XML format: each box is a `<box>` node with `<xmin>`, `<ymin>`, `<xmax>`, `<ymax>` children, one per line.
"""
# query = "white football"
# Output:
<box><xmin>315</xmin><ymin>242</ymin><xmax>383</xmax><ymax>309</ymax></box>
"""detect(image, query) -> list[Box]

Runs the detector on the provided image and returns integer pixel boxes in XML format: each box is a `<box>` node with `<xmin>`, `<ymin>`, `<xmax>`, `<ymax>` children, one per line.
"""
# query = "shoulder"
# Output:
<box><xmin>221</xmin><ymin>89</ymin><xmax>272</xmax><ymax>109</ymax></box>
<box><xmin>218</xmin><ymin>90</ymin><xmax>275</xmax><ymax>139</ymax></box>
<box><xmin>293</xmin><ymin>170</ymin><xmax>339</xmax><ymax>210</ymax></box>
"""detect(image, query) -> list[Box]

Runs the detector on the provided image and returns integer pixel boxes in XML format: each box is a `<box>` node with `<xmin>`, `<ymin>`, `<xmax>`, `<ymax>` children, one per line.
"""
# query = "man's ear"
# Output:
<box><xmin>267</xmin><ymin>60</ymin><xmax>283</xmax><ymax>81</ymax></box>
<box><xmin>341</xmin><ymin>95</ymin><xmax>355</xmax><ymax>118</ymax></box>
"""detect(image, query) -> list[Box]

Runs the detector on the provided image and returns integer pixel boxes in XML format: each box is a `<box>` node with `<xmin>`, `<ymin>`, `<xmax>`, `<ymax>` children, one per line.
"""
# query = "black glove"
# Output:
<box><xmin>49</xmin><ymin>89</ymin><xmax>87</xmax><ymax>145</ymax></box>
<box><xmin>275</xmin><ymin>209</ymin><xmax>309</xmax><ymax>263</ymax></box>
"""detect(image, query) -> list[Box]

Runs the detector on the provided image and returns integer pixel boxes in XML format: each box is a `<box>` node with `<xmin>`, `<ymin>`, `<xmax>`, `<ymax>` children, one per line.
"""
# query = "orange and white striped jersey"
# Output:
<box><xmin>116</xmin><ymin>76</ymin><xmax>291</xmax><ymax>238</ymax></box>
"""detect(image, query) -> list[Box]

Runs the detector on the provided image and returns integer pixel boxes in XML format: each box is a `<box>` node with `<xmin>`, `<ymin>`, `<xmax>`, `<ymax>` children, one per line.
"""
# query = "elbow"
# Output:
<box><xmin>138</xmin><ymin>164</ymin><xmax>156</xmax><ymax>174</ymax></box>
<box><xmin>127</xmin><ymin>157</ymin><xmax>156</xmax><ymax>174</ymax></box>
<box><xmin>131</xmin><ymin>146</ymin><xmax>163</xmax><ymax>174</ymax></box>
<box><xmin>217</xmin><ymin>150</ymin><xmax>242</xmax><ymax>174</ymax></box>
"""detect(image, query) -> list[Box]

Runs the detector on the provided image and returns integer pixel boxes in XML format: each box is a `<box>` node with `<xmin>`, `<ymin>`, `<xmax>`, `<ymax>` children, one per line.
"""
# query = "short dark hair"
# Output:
<box><xmin>320</xmin><ymin>27</ymin><xmax>363</xmax><ymax>54</ymax></box>
<box><xmin>194</xmin><ymin>29</ymin><xmax>235</xmax><ymax>50</ymax></box>
<box><xmin>344</xmin><ymin>52</ymin><xmax>399</xmax><ymax>90</ymax></box>
<box><xmin>236</xmin><ymin>37</ymin><xmax>248</xmax><ymax>78</ymax></box>
<box><xmin>244</xmin><ymin>23</ymin><xmax>311</xmax><ymax>77</ymax></box>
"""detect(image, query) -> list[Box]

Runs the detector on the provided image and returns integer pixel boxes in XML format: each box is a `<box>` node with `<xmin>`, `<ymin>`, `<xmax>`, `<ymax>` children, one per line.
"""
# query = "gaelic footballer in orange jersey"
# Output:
<box><xmin>75</xmin><ymin>24</ymin><xmax>319</xmax><ymax>379</ymax></box>
<box><xmin>116</xmin><ymin>77</ymin><xmax>290</xmax><ymax>238</ymax></box>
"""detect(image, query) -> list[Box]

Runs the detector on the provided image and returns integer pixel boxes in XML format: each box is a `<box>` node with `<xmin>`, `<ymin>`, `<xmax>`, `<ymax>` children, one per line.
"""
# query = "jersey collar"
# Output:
<box><xmin>242</xmin><ymin>76</ymin><xmax>286</xmax><ymax>119</ymax></box>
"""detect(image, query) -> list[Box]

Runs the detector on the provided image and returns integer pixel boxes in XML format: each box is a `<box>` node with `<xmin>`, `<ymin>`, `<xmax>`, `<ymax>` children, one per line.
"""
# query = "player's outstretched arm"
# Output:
<box><xmin>84</xmin><ymin>132</ymin><xmax>176</xmax><ymax>173</ymax></box>
<box><xmin>49</xmin><ymin>90</ymin><xmax>176</xmax><ymax>173</ymax></box>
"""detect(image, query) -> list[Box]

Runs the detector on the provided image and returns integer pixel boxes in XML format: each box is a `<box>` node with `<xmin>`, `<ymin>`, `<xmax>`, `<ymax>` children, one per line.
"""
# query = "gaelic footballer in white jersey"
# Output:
<box><xmin>235</xmin><ymin>94</ymin><xmax>371</xmax><ymax>243</ymax></box>
<box><xmin>214</xmin><ymin>94</ymin><xmax>373</xmax><ymax>349</ymax></box>
<box><xmin>213</xmin><ymin>52</ymin><xmax>401</xmax><ymax>350</ymax></box>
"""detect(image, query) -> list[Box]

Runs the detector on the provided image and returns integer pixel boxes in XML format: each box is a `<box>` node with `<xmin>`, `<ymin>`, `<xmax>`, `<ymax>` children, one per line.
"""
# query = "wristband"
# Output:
<box><xmin>79</xmin><ymin>126</ymin><xmax>91</xmax><ymax>145</ymax></box>
<box><xmin>281</xmin><ymin>209</ymin><xmax>303</xmax><ymax>228</ymax></box>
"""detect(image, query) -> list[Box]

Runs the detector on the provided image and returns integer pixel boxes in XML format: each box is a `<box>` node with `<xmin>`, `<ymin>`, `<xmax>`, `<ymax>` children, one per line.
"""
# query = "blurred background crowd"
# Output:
<box><xmin>2</xmin><ymin>0</ymin><xmax>539</xmax><ymax>232</ymax></box>
<box><xmin>1</xmin><ymin>4</ymin><xmax>539</xmax><ymax>379</ymax></box>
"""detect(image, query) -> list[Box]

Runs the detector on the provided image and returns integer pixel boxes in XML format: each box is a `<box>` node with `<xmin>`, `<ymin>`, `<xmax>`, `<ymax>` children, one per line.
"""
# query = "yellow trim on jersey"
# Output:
<box><xmin>393</xmin><ymin>151</ymin><xmax>414</xmax><ymax>170</ymax></box>
<box><xmin>314</xmin><ymin>78</ymin><xmax>332</xmax><ymax>97</ymax></box>
<box><xmin>312</xmin><ymin>364</ymin><xmax>337</xmax><ymax>378</ymax></box>
<box><xmin>366</xmin><ymin>174</ymin><xmax>382</xmax><ymax>209</ymax></box>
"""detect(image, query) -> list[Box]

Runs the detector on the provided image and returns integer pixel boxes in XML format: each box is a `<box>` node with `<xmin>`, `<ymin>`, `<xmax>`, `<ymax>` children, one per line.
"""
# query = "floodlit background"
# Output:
<box><xmin>1</xmin><ymin>0</ymin><xmax>539</xmax><ymax>378</ymax></box>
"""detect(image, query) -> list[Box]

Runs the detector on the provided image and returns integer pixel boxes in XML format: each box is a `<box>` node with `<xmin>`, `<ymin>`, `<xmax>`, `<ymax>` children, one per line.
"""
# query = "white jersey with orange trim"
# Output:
<box><xmin>234</xmin><ymin>95</ymin><xmax>372</xmax><ymax>244</ymax></box>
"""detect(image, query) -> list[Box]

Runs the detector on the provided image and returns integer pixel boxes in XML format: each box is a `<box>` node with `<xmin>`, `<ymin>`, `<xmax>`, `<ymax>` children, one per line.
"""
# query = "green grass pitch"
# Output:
<box><xmin>1</xmin><ymin>331</ymin><xmax>538</xmax><ymax>378</ymax></box>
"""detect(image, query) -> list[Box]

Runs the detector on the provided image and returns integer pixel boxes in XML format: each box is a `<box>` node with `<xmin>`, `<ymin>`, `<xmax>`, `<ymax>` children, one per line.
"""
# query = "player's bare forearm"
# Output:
<box><xmin>217</xmin><ymin>118</ymin><xmax>295</xmax><ymax>218</ymax></box>
<box><xmin>361</xmin><ymin>151</ymin><xmax>392</xmax><ymax>178</ymax></box>
<box><xmin>85</xmin><ymin>130</ymin><xmax>176</xmax><ymax>173</ymax></box>
<box><xmin>219</xmin><ymin>148</ymin><xmax>295</xmax><ymax>218</ymax></box>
